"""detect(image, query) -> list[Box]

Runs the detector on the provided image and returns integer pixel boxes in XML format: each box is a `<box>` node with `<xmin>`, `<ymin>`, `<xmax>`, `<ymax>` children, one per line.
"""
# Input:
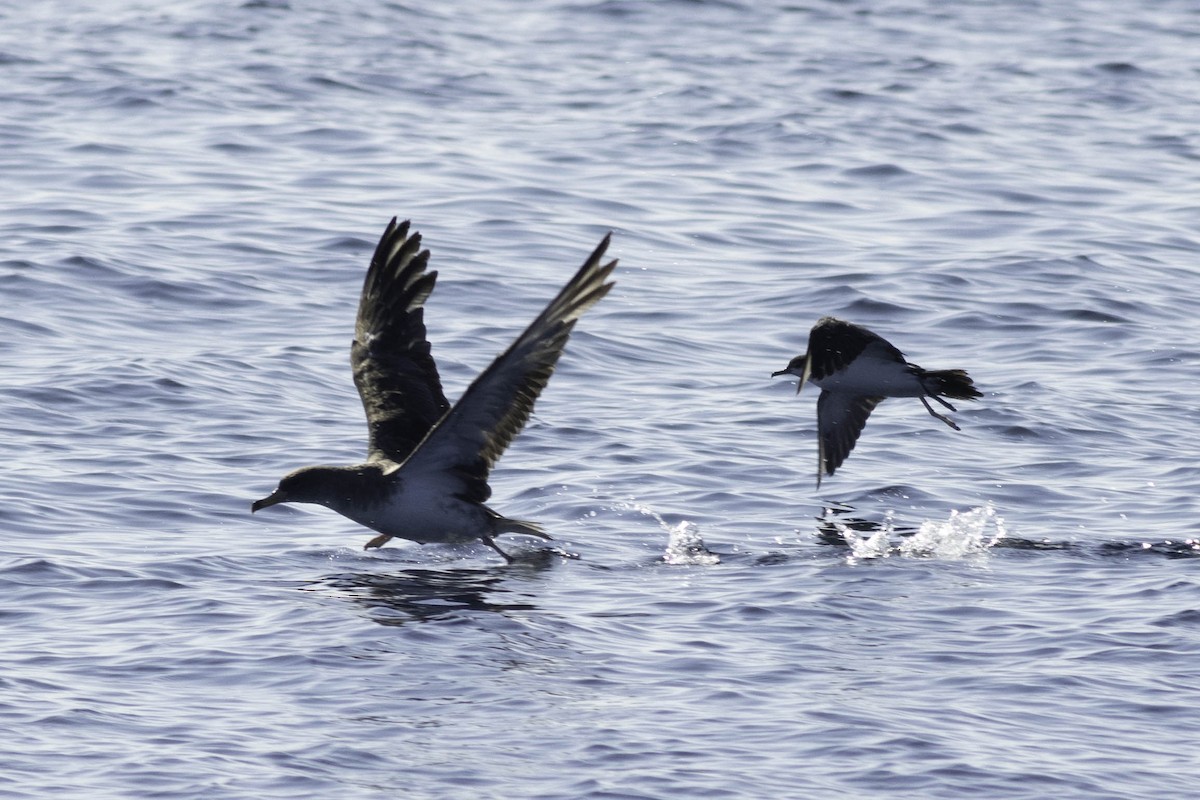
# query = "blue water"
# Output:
<box><xmin>3</xmin><ymin>0</ymin><xmax>1199</xmax><ymax>797</ymax></box>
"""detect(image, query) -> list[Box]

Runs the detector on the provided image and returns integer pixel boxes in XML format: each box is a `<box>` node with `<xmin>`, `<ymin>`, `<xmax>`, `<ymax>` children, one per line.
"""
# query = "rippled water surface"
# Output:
<box><xmin>4</xmin><ymin>1</ymin><xmax>1200</xmax><ymax>797</ymax></box>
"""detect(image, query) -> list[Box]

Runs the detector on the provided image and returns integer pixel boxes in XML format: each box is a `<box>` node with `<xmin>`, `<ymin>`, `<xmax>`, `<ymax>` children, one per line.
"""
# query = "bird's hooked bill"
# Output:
<box><xmin>771</xmin><ymin>367</ymin><xmax>805</xmax><ymax>394</ymax></box>
<box><xmin>251</xmin><ymin>489</ymin><xmax>287</xmax><ymax>512</ymax></box>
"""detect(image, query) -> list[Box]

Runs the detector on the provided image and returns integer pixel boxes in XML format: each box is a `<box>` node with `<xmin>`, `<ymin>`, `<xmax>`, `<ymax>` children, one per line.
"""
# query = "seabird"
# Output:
<box><xmin>772</xmin><ymin>316</ymin><xmax>981</xmax><ymax>486</ymax></box>
<box><xmin>252</xmin><ymin>218</ymin><xmax>616</xmax><ymax>561</ymax></box>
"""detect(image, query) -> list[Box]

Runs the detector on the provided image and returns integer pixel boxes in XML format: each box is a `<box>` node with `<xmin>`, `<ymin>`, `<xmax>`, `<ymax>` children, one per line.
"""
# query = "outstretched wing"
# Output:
<box><xmin>816</xmin><ymin>390</ymin><xmax>883</xmax><ymax>487</ymax></box>
<box><xmin>351</xmin><ymin>218</ymin><xmax>451</xmax><ymax>463</ymax></box>
<box><xmin>399</xmin><ymin>233</ymin><xmax>617</xmax><ymax>503</ymax></box>
<box><xmin>807</xmin><ymin>317</ymin><xmax>904</xmax><ymax>381</ymax></box>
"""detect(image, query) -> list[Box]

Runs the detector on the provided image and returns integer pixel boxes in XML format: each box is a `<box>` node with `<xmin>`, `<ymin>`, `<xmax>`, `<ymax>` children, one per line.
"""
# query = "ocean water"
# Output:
<box><xmin>3</xmin><ymin>0</ymin><xmax>1199</xmax><ymax>797</ymax></box>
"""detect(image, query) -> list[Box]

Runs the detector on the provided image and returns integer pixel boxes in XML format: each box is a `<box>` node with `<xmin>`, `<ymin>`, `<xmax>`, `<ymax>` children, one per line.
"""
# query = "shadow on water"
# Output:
<box><xmin>303</xmin><ymin>549</ymin><xmax>563</xmax><ymax>625</ymax></box>
<box><xmin>815</xmin><ymin>504</ymin><xmax>1200</xmax><ymax>559</ymax></box>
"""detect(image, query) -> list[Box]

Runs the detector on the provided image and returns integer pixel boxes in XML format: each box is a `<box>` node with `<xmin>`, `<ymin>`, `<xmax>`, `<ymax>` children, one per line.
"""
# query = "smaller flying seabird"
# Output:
<box><xmin>772</xmin><ymin>316</ymin><xmax>981</xmax><ymax>486</ymax></box>
<box><xmin>252</xmin><ymin>218</ymin><xmax>616</xmax><ymax>561</ymax></box>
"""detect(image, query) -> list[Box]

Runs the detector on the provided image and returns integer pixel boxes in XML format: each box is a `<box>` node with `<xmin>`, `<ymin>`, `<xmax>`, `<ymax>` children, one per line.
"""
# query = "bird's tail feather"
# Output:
<box><xmin>921</xmin><ymin>369</ymin><xmax>981</xmax><ymax>401</ymax></box>
<box><xmin>496</xmin><ymin>516</ymin><xmax>552</xmax><ymax>540</ymax></box>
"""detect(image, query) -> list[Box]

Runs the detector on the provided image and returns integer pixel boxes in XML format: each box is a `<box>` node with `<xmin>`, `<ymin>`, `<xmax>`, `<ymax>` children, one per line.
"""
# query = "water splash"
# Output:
<box><xmin>663</xmin><ymin>521</ymin><xmax>721</xmax><ymax>566</ymax></box>
<box><xmin>615</xmin><ymin>499</ymin><xmax>674</xmax><ymax>531</ymax></box>
<box><xmin>900</xmin><ymin>504</ymin><xmax>1008</xmax><ymax>558</ymax></box>
<box><xmin>838</xmin><ymin>510</ymin><xmax>897</xmax><ymax>561</ymax></box>
<box><xmin>836</xmin><ymin>504</ymin><xmax>1007</xmax><ymax>562</ymax></box>
<box><xmin>612</xmin><ymin>500</ymin><xmax>717</xmax><ymax>565</ymax></box>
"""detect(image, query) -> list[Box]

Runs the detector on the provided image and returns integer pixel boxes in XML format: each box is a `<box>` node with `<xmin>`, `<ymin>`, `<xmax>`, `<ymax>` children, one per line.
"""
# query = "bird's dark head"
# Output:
<box><xmin>772</xmin><ymin>354</ymin><xmax>810</xmax><ymax>394</ymax></box>
<box><xmin>252</xmin><ymin>466</ymin><xmax>362</xmax><ymax>512</ymax></box>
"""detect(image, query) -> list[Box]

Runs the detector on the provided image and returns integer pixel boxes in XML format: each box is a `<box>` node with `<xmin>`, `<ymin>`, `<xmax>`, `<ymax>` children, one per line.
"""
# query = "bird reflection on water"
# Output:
<box><xmin>304</xmin><ymin>549</ymin><xmax>563</xmax><ymax>625</ymax></box>
<box><xmin>297</xmin><ymin>513</ymin><xmax>1199</xmax><ymax>624</ymax></box>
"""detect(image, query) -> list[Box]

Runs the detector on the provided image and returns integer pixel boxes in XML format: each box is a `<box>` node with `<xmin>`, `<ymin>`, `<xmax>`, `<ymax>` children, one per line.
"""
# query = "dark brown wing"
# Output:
<box><xmin>816</xmin><ymin>390</ymin><xmax>884</xmax><ymax>487</ymax></box>
<box><xmin>351</xmin><ymin>218</ymin><xmax>451</xmax><ymax>463</ymax></box>
<box><xmin>807</xmin><ymin>317</ymin><xmax>905</xmax><ymax>381</ymax></box>
<box><xmin>399</xmin><ymin>233</ymin><xmax>616</xmax><ymax>503</ymax></box>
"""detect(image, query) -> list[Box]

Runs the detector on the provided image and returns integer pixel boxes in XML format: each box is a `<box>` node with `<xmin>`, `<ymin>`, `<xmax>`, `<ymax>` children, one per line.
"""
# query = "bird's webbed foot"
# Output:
<box><xmin>482</xmin><ymin>536</ymin><xmax>515</xmax><ymax>564</ymax></box>
<box><xmin>920</xmin><ymin>396</ymin><xmax>962</xmax><ymax>431</ymax></box>
<box><xmin>931</xmin><ymin>394</ymin><xmax>958</xmax><ymax>412</ymax></box>
<box><xmin>364</xmin><ymin>533</ymin><xmax>393</xmax><ymax>549</ymax></box>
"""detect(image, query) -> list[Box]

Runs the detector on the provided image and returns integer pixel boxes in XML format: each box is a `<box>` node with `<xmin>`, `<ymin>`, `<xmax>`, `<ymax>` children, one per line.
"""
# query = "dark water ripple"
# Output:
<box><xmin>3</xmin><ymin>0</ymin><xmax>1200</xmax><ymax>797</ymax></box>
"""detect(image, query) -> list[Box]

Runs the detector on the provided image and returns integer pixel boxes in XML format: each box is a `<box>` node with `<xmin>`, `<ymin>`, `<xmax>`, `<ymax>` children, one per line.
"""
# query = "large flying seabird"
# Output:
<box><xmin>252</xmin><ymin>218</ymin><xmax>616</xmax><ymax>560</ymax></box>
